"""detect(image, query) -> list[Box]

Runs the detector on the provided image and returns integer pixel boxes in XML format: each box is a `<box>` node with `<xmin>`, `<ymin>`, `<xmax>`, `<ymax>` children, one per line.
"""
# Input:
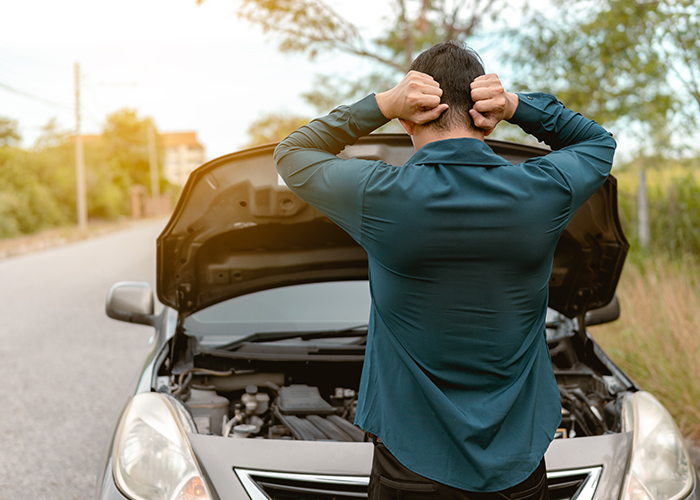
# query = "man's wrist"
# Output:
<box><xmin>375</xmin><ymin>91</ymin><xmax>397</xmax><ymax>120</ymax></box>
<box><xmin>504</xmin><ymin>92</ymin><xmax>519</xmax><ymax>121</ymax></box>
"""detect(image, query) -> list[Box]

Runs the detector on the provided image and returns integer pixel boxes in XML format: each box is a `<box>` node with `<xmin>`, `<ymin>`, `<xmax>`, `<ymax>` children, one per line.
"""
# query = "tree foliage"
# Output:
<box><xmin>511</xmin><ymin>0</ymin><xmax>699</xmax><ymax>137</ymax></box>
<box><xmin>208</xmin><ymin>0</ymin><xmax>504</xmax><ymax>123</ymax></box>
<box><xmin>0</xmin><ymin>117</ymin><xmax>21</xmax><ymax>146</ymax></box>
<box><xmin>245</xmin><ymin>113</ymin><xmax>311</xmax><ymax>147</ymax></box>
<box><xmin>0</xmin><ymin>110</ymin><xmax>167</xmax><ymax>238</ymax></box>
<box><xmin>0</xmin><ymin>134</ymin><xmax>72</xmax><ymax>237</ymax></box>
<box><xmin>234</xmin><ymin>0</ymin><xmax>500</xmax><ymax>73</ymax></box>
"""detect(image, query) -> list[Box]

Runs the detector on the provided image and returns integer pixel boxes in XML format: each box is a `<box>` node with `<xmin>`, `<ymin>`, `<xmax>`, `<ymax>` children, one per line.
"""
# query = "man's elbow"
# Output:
<box><xmin>603</xmin><ymin>132</ymin><xmax>617</xmax><ymax>174</ymax></box>
<box><xmin>273</xmin><ymin>142</ymin><xmax>286</xmax><ymax>168</ymax></box>
<box><xmin>605</xmin><ymin>131</ymin><xmax>617</xmax><ymax>150</ymax></box>
<box><xmin>273</xmin><ymin>142</ymin><xmax>290</xmax><ymax>179</ymax></box>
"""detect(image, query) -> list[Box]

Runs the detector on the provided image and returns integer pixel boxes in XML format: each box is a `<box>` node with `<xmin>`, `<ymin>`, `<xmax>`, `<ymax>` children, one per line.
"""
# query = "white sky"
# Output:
<box><xmin>0</xmin><ymin>0</ymin><xmax>514</xmax><ymax>160</ymax></box>
<box><xmin>0</xmin><ymin>0</ymin><xmax>390</xmax><ymax>158</ymax></box>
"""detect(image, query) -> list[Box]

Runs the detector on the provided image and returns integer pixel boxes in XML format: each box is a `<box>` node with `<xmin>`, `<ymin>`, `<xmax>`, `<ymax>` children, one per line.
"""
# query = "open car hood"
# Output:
<box><xmin>157</xmin><ymin>134</ymin><xmax>628</xmax><ymax>319</ymax></box>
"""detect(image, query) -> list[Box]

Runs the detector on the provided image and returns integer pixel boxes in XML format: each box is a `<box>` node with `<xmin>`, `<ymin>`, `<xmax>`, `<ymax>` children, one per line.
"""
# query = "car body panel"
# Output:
<box><xmin>546</xmin><ymin>432</ymin><xmax>632</xmax><ymax>499</ymax></box>
<box><xmin>189</xmin><ymin>434</ymin><xmax>374</xmax><ymax>499</ymax></box>
<box><xmin>185</xmin><ymin>431</ymin><xmax>642</xmax><ymax>500</ymax></box>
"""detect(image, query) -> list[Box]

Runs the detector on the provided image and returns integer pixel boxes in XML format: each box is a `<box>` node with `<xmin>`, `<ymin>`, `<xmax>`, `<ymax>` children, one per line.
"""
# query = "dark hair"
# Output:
<box><xmin>409</xmin><ymin>41</ymin><xmax>485</xmax><ymax>131</ymax></box>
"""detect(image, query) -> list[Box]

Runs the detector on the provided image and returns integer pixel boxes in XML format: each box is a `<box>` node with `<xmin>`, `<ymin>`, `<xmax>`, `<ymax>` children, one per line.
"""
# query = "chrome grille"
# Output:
<box><xmin>235</xmin><ymin>466</ymin><xmax>602</xmax><ymax>500</ymax></box>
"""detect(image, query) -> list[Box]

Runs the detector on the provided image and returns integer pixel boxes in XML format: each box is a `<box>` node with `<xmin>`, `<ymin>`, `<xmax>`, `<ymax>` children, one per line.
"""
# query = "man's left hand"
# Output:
<box><xmin>376</xmin><ymin>71</ymin><xmax>449</xmax><ymax>124</ymax></box>
<box><xmin>469</xmin><ymin>74</ymin><xmax>519</xmax><ymax>136</ymax></box>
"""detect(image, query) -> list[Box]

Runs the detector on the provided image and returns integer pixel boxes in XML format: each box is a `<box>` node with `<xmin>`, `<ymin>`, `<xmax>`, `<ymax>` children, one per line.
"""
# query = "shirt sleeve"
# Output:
<box><xmin>508</xmin><ymin>93</ymin><xmax>617</xmax><ymax>213</ymax></box>
<box><xmin>273</xmin><ymin>95</ymin><xmax>390</xmax><ymax>242</ymax></box>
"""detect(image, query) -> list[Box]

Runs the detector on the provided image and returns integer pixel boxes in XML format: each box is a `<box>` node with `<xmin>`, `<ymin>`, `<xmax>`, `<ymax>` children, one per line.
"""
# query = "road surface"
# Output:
<box><xmin>0</xmin><ymin>218</ymin><xmax>167</xmax><ymax>499</ymax></box>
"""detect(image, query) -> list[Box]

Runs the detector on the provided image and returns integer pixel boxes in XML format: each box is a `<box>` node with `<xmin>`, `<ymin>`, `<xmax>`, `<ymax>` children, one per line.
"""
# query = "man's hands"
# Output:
<box><xmin>469</xmin><ymin>74</ymin><xmax>519</xmax><ymax>136</ymax></box>
<box><xmin>376</xmin><ymin>71</ymin><xmax>518</xmax><ymax>136</ymax></box>
<box><xmin>376</xmin><ymin>71</ymin><xmax>449</xmax><ymax>124</ymax></box>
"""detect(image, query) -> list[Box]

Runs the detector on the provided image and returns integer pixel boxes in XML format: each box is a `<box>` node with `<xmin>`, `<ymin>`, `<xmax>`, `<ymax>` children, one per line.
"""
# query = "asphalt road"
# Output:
<box><xmin>0</xmin><ymin>218</ymin><xmax>167</xmax><ymax>500</ymax></box>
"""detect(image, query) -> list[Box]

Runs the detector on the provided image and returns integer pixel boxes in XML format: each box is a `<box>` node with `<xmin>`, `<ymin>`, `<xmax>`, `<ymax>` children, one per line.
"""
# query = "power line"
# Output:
<box><xmin>0</xmin><ymin>80</ymin><xmax>73</xmax><ymax>110</ymax></box>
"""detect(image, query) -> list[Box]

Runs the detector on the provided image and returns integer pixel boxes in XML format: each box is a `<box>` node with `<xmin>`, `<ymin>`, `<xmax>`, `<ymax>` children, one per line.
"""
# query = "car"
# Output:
<box><xmin>98</xmin><ymin>134</ymin><xmax>698</xmax><ymax>500</ymax></box>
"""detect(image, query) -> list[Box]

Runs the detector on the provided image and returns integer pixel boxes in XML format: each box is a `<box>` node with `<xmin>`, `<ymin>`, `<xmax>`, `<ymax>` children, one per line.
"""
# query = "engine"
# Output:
<box><xmin>179</xmin><ymin>380</ymin><xmax>364</xmax><ymax>441</ymax></box>
<box><xmin>171</xmin><ymin>330</ymin><xmax>627</xmax><ymax>441</ymax></box>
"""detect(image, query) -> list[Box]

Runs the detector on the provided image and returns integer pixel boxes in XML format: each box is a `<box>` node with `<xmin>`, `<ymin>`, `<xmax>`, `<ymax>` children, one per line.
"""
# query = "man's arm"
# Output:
<box><xmin>470</xmin><ymin>74</ymin><xmax>617</xmax><ymax>212</ymax></box>
<box><xmin>273</xmin><ymin>95</ymin><xmax>387</xmax><ymax>242</ymax></box>
<box><xmin>274</xmin><ymin>72</ymin><xmax>447</xmax><ymax>242</ymax></box>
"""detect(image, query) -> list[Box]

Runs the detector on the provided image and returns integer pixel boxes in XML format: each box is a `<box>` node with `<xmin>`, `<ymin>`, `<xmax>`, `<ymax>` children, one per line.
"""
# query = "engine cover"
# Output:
<box><xmin>277</xmin><ymin>385</ymin><xmax>336</xmax><ymax>415</ymax></box>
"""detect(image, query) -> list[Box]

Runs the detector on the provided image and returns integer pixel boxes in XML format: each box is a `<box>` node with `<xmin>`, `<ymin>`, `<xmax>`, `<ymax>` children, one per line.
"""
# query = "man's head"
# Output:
<box><xmin>409</xmin><ymin>41</ymin><xmax>485</xmax><ymax>132</ymax></box>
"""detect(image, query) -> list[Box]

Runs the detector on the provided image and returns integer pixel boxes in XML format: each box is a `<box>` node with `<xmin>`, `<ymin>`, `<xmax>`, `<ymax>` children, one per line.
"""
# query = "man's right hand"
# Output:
<box><xmin>376</xmin><ymin>71</ymin><xmax>449</xmax><ymax>125</ymax></box>
<box><xmin>469</xmin><ymin>74</ymin><xmax>519</xmax><ymax>136</ymax></box>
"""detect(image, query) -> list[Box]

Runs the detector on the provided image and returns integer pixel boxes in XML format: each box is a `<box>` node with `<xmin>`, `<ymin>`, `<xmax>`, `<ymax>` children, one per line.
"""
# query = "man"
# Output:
<box><xmin>274</xmin><ymin>42</ymin><xmax>615</xmax><ymax>499</ymax></box>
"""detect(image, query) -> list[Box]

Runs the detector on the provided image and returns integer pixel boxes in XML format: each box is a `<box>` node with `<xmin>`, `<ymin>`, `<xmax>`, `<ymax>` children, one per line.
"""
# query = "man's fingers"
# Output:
<box><xmin>472</xmin><ymin>97</ymin><xmax>506</xmax><ymax>113</ymax></box>
<box><xmin>411</xmin><ymin>93</ymin><xmax>442</xmax><ymax>110</ymax></box>
<box><xmin>414</xmin><ymin>104</ymin><xmax>449</xmax><ymax>125</ymax></box>
<box><xmin>469</xmin><ymin>109</ymin><xmax>496</xmax><ymax>131</ymax></box>
<box><xmin>469</xmin><ymin>109</ymin><xmax>486</xmax><ymax>128</ymax></box>
<box><xmin>409</xmin><ymin>80</ymin><xmax>443</xmax><ymax>99</ymax></box>
<box><xmin>406</xmin><ymin>71</ymin><xmax>443</xmax><ymax>95</ymax></box>
<box><xmin>414</xmin><ymin>103</ymin><xmax>449</xmax><ymax>124</ymax></box>
<box><xmin>471</xmin><ymin>85</ymin><xmax>505</xmax><ymax>102</ymax></box>
<box><xmin>470</xmin><ymin>73</ymin><xmax>500</xmax><ymax>88</ymax></box>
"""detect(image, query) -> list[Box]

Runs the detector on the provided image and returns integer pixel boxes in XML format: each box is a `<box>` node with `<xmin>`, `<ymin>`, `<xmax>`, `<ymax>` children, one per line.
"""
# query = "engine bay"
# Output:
<box><xmin>162</xmin><ymin>328</ymin><xmax>631</xmax><ymax>442</ymax></box>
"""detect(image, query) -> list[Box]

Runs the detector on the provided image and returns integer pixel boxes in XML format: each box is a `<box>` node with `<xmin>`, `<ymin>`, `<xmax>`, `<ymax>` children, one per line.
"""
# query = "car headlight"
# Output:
<box><xmin>113</xmin><ymin>392</ymin><xmax>213</xmax><ymax>500</ymax></box>
<box><xmin>621</xmin><ymin>391</ymin><xmax>695</xmax><ymax>500</ymax></box>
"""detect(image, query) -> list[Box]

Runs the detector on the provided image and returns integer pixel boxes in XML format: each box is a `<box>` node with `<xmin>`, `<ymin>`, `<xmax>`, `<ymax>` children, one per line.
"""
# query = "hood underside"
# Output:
<box><xmin>157</xmin><ymin>134</ymin><xmax>629</xmax><ymax>319</ymax></box>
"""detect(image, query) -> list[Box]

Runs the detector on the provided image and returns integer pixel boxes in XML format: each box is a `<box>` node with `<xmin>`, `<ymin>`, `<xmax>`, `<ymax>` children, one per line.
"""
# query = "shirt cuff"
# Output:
<box><xmin>507</xmin><ymin>92</ymin><xmax>560</xmax><ymax>129</ymax></box>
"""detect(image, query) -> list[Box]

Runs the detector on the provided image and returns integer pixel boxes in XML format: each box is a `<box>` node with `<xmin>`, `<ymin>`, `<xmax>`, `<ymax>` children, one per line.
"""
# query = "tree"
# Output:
<box><xmin>0</xmin><ymin>116</ymin><xmax>21</xmax><ymax>146</ymax></box>
<box><xmin>245</xmin><ymin>112</ymin><xmax>311</xmax><ymax>147</ymax></box>
<box><xmin>234</xmin><ymin>0</ymin><xmax>501</xmax><ymax>72</ymax></box>
<box><xmin>0</xmin><ymin>111</ymin><xmax>170</xmax><ymax>238</ymax></box>
<box><xmin>0</xmin><ymin>120</ymin><xmax>72</xmax><ymax>237</ymax></box>
<box><xmin>92</xmin><ymin>109</ymin><xmax>166</xmax><ymax>218</ymax></box>
<box><xmin>201</xmin><ymin>0</ymin><xmax>505</xmax><ymax>122</ymax></box>
<box><xmin>510</xmin><ymin>0</ymin><xmax>699</xmax><ymax>148</ymax></box>
<box><xmin>33</xmin><ymin>118</ymin><xmax>68</xmax><ymax>150</ymax></box>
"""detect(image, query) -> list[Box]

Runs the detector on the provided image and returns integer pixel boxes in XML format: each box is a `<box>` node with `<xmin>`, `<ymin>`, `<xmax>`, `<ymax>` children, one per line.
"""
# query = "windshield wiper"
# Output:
<box><xmin>217</xmin><ymin>324</ymin><xmax>368</xmax><ymax>351</ymax></box>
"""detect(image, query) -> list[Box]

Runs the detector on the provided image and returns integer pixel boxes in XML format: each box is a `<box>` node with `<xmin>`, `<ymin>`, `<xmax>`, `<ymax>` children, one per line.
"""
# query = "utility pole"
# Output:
<box><xmin>74</xmin><ymin>62</ymin><xmax>88</xmax><ymax>232</ymax></box>
<box><xmin>147</xmin><ymin>124</ymin><xmax>160</xmax><ymax>216</ymax></box>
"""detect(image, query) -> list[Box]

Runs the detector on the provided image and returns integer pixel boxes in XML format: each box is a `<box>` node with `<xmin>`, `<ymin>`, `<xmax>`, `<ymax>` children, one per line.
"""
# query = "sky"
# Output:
<box><xmin>0</xmin><ymin>0</ymin><xmax>522</xmax><ymax>161</ymax></box>
<box><xmin>0</xmin><ymin>0</ymin><xmax>399</xmax><ymax>159</ymax></box>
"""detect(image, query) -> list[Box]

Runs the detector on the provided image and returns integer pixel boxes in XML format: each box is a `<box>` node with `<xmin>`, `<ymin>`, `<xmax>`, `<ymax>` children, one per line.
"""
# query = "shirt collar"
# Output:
<box><xmin>405</xmin><ymin>137</ymin><xmax>510</xmax><ymax>168</ymax></box>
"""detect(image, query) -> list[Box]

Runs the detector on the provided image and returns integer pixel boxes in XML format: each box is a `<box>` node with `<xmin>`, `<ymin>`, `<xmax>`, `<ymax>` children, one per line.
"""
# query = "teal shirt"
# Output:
<box><xmin>274</xmin><ymin>93</ymin><xmax>616</xmax><ymax>491</ymax></box>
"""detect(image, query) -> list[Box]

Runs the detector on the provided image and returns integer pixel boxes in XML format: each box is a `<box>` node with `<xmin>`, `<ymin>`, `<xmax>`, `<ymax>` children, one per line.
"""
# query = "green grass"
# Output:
<box><xmin>591</xmin><ymin>252</ymin><xmax>700</xmax><ymax>440</ymax></box>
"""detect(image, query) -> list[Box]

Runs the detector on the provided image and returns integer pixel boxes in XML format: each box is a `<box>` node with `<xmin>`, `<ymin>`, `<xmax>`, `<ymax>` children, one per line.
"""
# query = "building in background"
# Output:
<box><xmin>161</xmin><ymin>132</ymin><xmax>205</xmax><ymax>186</ymax></box>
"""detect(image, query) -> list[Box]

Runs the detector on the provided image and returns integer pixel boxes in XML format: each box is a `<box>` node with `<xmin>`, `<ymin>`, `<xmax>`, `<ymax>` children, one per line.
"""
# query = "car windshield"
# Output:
<box><xmin>184</xmin><ymin>280</ymin><xmax>567</xmax><ymax>348</ymax></box>
<box><xmin>184</xmin><ymin>281</ymin><xmax>372</xmax><ymax>347</ymax></box>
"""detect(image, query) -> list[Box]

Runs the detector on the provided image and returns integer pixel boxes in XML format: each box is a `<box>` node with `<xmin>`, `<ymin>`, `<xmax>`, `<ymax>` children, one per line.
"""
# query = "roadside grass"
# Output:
<box><xmin>591</xmin><ymin>252</ymin><xmax>700</xmax><ymax>441</ymax></box>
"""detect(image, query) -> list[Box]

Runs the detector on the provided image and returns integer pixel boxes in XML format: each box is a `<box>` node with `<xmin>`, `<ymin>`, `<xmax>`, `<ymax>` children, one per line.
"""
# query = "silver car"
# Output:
<box><xmin>98</xmin><ymin>135</ymin><xmax>698</xmax><ymax>500</ymax></box>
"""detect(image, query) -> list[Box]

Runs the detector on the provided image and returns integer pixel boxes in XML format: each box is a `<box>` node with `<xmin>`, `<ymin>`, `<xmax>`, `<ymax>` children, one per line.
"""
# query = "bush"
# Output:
<box><xmin>0</xmin><ymin>109</ymin><xmax>170</xmax><ymax>239</ymax></box>
<box><xmin>615</xmin><ymin>163</ymin><xmax>700</xmax><ymax>257</ymax></box>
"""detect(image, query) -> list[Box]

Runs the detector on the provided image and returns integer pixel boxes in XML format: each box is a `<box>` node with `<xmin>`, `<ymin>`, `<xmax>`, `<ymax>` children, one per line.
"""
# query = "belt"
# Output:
<box><xmin>368</xmin><ymin>433</ymin><xmax>382</xmax><ymax>444</ymax></box>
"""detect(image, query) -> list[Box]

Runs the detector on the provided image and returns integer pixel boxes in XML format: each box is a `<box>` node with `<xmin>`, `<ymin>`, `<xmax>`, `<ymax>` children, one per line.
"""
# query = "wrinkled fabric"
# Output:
<box><xmin>274</xmin><ymin>93</ymin><xmax>615</xmax><ymax>491</ymax></box>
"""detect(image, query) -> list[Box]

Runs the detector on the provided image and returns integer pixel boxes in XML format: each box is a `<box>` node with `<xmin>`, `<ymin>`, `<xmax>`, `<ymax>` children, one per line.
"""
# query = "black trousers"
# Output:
<box><xmin>368</xmin><ymin>442</ymin><xmax>549</xmax><ymax>500</ymax></box>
